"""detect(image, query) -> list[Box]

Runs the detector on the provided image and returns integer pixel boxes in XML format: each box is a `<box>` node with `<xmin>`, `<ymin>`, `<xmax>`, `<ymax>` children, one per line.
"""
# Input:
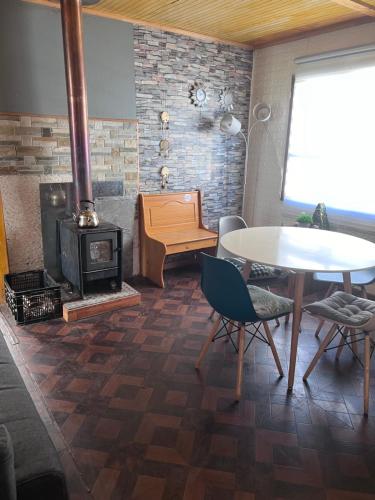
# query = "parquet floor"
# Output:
<box><xmin>5</xmin><ymin>265</ymin><xmax>375</xmax><ymax>499</ymax></box>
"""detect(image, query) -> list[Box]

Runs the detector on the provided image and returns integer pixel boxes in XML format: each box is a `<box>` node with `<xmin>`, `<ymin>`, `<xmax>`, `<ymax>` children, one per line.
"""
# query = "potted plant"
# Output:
<box><xmin>296</xmin><ymin>212</ymin><xmax>313</xmax><ymax>228</ymax></box>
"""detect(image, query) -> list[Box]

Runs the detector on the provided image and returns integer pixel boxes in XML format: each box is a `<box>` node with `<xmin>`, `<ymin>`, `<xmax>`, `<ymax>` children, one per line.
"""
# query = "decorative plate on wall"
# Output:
<box><xmin>219</xmin><ymin>87</ymin><xmax>234</xmax><ymax>111</ymax></box>
<box><xmin>190</xmin><ymin>82</ymin><xmax>209</xmax><ymax>108</ymax></box>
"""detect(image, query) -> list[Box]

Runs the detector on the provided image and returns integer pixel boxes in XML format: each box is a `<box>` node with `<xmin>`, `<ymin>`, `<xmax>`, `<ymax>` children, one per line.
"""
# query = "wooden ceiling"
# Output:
<box><xmin>26</xmin><ymin>0</ymin><xmax>375</xmax><ymax>47</ymax></box>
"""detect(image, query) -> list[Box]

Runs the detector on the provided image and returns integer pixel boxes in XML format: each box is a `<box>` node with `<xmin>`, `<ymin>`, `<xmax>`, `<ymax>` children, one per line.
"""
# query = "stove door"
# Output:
<box><xmin>81</xmin><ymin>231</ymin><xmax>119</xmax><ymax>272</ymax></box>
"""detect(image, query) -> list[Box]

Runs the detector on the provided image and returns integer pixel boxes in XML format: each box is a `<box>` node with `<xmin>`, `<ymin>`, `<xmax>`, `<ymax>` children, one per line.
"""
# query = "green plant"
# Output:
<box><xmin>296</xmin><ymin>212</ymin><xmax>313</xmax><ymax>224</ymax></box>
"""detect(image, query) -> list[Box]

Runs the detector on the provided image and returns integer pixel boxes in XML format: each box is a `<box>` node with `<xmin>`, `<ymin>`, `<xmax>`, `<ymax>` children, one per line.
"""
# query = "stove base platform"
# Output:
<box><xmin>63</xmin><ymin>282</ymin><xmax>140</xmax><ymax>322</ymax></box>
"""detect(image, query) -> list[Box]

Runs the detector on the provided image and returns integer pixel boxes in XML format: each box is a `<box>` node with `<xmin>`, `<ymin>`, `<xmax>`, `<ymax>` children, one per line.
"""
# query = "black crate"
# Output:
<box><xmin>4</xmin><ymin>270</ymin><xmax>62</xmax><ymax>325</ymax></box>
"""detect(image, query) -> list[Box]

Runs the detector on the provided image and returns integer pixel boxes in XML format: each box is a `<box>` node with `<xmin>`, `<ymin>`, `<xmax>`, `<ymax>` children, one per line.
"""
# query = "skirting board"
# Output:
<box><xmin>63</xmin><ymin>282</ymin><xmax>141</xmax><ymax>322</ymax></box>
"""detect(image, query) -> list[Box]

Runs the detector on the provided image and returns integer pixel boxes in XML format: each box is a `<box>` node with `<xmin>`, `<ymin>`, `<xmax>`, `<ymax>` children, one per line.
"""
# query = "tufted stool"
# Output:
<box><xmin>303</xmin><ymin>291</ymin><xmax>375</xmax><ymax>415</ymax></box>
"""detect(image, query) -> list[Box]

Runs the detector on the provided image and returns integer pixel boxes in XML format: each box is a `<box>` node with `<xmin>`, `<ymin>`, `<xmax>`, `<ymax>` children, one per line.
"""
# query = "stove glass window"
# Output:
<box><xmin>89</xmin><ymin>240</ymin><xmax>112</xmax><ymax>263</ymax></box>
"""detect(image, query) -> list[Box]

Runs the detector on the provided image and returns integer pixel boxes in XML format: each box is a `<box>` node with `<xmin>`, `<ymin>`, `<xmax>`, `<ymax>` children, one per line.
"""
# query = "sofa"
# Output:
<box><xmin>0</xmin><ymin>332</ymin><xmax>69</xmax><ymax>500</ymax></box>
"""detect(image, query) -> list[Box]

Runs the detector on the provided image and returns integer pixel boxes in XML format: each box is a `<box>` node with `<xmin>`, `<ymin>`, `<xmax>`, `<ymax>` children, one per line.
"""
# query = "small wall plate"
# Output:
<box><xmin>219</xmin><ymin>87</ymin><xmax>234</xmax><ymax>111</ymax></box>
<box><xmin>190</xmin><ymin>82</ymin><xmax>209</xmax><ymax>107</ymax></box>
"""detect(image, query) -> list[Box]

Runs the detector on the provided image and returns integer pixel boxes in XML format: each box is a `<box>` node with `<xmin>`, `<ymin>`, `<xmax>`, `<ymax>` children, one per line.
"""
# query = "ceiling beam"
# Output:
<box><xmin>331</xmin><ymin>0</ymin><xmax>375</xmax><ymax>16</ymax></box>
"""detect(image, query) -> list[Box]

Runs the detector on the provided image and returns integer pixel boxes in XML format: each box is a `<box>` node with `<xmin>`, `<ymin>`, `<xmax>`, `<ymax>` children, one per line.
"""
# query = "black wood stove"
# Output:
<box><xmin>54</xmin><ymin>0</ymin><xmax>125</xmax><ymax>299</ymax></box>
<box><xmin>59</xmin><ymin>220</ymin><xmax>122</xmax><ymax>297</ymax></box>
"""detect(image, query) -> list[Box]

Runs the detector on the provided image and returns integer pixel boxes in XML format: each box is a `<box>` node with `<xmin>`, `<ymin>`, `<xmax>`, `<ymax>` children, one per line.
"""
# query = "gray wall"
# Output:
<box><xmin>0</xmin><ymin>0</ymin><xmax>136</xmax><ymax>119</ymax></box>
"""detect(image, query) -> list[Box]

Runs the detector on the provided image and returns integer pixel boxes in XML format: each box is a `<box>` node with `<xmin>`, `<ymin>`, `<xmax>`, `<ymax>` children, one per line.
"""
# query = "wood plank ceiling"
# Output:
<box><xmin>29</xmin><ymin>0</ymin><xmax>375</xmax><ymax>47</ymax></box>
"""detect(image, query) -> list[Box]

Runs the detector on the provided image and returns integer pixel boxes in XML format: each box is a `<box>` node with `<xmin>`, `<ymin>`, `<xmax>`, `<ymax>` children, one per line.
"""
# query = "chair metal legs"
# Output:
<box><xmin>304</xmin><ymin>323</ymin><xmax>372</xmax><ymax>415</ymax></box>
<box><xmin>235</xmin><ymin>325</ymin><xmax>245</xmax><ymax>401</ymax></box>
<box><xmin>197</xmin><ymin>316</ymin><xmax>284</xmax><ymax>401</ymax></box>
<box><xmin>335</xmin><ymin>327</ymin><xmax>349</xmax><ymax>360</ymax></box>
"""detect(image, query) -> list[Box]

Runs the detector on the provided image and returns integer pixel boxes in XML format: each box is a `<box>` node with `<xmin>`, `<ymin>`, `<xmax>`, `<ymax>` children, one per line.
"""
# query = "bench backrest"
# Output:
<box><xmin>139</xmin><ymin>191</ymin><xmax>203</xmax><ymax>234</ymax></box>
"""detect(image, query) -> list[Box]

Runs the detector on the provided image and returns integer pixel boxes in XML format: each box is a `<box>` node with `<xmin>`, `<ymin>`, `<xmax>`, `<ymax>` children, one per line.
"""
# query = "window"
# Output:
<box><xmin>283</xmin><ymin>48</ymin><xmax>375</xmax><ymax>217</ymax></box>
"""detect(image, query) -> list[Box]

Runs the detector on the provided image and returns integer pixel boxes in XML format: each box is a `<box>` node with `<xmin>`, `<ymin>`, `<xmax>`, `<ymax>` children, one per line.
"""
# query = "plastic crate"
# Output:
<box><xmin>4</xmin><ymin>270</ymin><xmax>62</xmax><ymax>325</ymax></box>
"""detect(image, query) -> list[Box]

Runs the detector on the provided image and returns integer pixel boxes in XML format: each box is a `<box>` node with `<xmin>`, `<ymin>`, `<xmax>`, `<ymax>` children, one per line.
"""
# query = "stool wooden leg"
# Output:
<box><xmin>335</xmin><ymin>327</ymin><xmax>349</xmax><ymax>360</ymax></box>
<box><xmin>314</xmin><ymin>319</ymin><xmax>325</xmax><ymax>338</ymax></box>
<box><xmin>351</xmin><ymin>330</ymin><xmax>358</xmax><ymax>356</ymax></box>
<box><xmin>263</xmin><ymin>321</ymin><xmax>283</xmax><ymax>377</ymax></box>
<box><xmin>364</xmin><ymin>333</ymin><xmax>370</xmax><ymax>416</ymax></box>
<box><xmin>303</xmin><ymin>323</ymin><xmax>337</xmax><ymax>381</ymax></box>
<box><xmin>235</xmin><ymin>325</ymin><xmax>246</xmax><ymax>401</ymax></box>
<box><xmin>196</xmin><ymin>315</ymin><xmax>222</xmax><ymax>369</ymax></box>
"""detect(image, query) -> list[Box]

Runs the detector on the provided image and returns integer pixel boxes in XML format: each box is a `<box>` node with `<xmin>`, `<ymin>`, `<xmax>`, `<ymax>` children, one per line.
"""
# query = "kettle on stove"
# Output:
<box><xmin>74</xmin><ymin>200</ymin><xmax>99</xmax><ymax>228</ymax></box>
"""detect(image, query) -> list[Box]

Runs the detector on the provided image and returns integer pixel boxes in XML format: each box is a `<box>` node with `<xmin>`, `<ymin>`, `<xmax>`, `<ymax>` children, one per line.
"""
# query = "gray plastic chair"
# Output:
<box><xmin>212</xmin><ymin>215</ymin><xmax>290</xmax><ymax>325</ymax></box>
<box><xmin>217</xmin><ymin>216</ymin><xmax>289</xmax><ymax>282</ymax></box>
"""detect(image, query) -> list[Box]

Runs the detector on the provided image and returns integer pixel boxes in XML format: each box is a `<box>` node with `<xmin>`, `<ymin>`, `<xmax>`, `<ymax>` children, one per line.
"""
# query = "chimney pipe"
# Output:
<box><xmin>60</xmin><ymin>0</ymin><xmax>93</xmax><ymax>211</ymax></box>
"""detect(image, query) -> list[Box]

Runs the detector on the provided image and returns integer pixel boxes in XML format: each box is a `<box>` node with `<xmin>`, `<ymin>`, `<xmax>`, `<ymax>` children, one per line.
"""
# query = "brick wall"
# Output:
<box><xmin>134</xmin><ymin>26</ymin><xmax>252</xmax><ymax>230</ymax></box>
<box><xmin>0</xmin><ymin>113</ymin><xmax>138</xmax><ymax>273</ymax></box>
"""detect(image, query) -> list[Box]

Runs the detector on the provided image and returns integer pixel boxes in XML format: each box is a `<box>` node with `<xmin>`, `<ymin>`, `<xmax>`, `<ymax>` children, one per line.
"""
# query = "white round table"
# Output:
<box><xmin>221</xmin><ymin>226</ymin><xmax>375</xmax><ymax>390</ymax></box>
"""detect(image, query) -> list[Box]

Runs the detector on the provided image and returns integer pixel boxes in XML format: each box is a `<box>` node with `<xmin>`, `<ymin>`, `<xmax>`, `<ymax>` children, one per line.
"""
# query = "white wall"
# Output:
<box><xmin>244</xmin><ymin>21</ymin><xmax>375</xmax><ymax>241</ymax></box>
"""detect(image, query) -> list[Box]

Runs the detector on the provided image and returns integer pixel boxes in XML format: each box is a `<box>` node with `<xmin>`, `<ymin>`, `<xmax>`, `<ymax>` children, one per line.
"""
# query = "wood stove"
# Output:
<box><xmin>60</xmin><ymin>220</ymin><xmax>122</xmax><ymax>297</ymax></box>
<box><xmin>55</xmin><ymin>0</ymin><xmax>125</xmax><ymax>298</ymax></box>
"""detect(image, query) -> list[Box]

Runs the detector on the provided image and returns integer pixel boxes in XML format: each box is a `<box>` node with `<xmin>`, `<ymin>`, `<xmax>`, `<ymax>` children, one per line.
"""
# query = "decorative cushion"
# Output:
<box><xmin>247</xmin><ymin>285</ymin><xmax>293</xmax><ymax>320</ymax></box>
<box><xmin>304</xmin><ymin>291</ymin><xmax>375</xmax><ymax>330</ymax></box>
<box><xmin>224</xmin><ymin>258</ymin><xmax>283</xmax><ymax>281</ymax></box>
<box><xmin>0</xmin><ymin>425</ymin><xmax>17</xmax><ymax>500</ymax></box>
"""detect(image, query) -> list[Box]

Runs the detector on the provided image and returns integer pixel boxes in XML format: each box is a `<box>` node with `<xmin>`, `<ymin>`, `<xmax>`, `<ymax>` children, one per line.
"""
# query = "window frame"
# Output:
<box><xmin>280</xmin><ymin>75</ymin><xmax>295</xmax><ymax>202</ymax></box>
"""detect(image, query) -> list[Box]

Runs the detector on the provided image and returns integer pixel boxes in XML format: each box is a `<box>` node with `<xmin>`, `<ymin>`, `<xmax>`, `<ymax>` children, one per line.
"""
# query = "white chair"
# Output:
<box><xmin>313</xmin><ymin>268</ymin><xmax>375</xmax><ymax>338</ymax></box>
<box><xmin>303</xmin><ymin>291</ymin><xmax>375</xmax><ymax>415</ymax></box>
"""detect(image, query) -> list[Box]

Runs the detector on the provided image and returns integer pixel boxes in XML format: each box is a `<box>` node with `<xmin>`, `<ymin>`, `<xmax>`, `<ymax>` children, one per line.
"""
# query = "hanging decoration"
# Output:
<box><xmin>159</xmin><ymin>86</ymin><xmax>171</xmax><ymax>189</ymax></box>
<box><xmin>160</xmin><ymin>166</ymin><xmax>170</xmax><ymax>189</ymax></box>
<box><xmin>219</xmin><ymin>87</ymin><xmax>234</xmax><ymax>111</ymax></box>
<box><xmin>190</xmin><ymin>81</ymin><xmax>209</xmax><ymax>108</ymax></box>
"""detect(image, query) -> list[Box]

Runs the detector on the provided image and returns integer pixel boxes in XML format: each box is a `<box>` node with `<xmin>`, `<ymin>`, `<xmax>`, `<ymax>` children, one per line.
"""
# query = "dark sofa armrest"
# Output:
<box><xmin>0</xmin><ymin>425</ymin><xmax>17</xmax><ymax>500</ymax></box>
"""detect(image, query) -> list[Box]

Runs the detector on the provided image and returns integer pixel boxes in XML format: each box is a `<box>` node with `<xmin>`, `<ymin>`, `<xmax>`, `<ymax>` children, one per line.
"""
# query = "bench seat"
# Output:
<box><xmin>139</xmin><ymin>191</ymin><xmax>218</xmax><ymax>287</ymax></box>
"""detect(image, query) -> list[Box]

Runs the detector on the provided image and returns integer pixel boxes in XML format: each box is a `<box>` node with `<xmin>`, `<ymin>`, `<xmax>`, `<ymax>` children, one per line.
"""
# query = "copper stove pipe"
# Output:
<box><xmin>60</xmin><ymin>0</ymin><xmax>93</xmax><ymax>210</ymax></box>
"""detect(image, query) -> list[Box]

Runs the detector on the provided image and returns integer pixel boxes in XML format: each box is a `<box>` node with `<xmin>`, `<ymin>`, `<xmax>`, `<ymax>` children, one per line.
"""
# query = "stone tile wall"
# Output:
<box><xmin>0</xmin><ymin>114</ymin><xmax>138</xmax><ymax>190</ymax></box>
<box><xmin>134</xmin><ymin>26</ymin><xmax>253</xmax><ymax>230</ymax></box>
<box><xmin>0</xmin><ymin>113</ymin><xmax>139</xmax><ymax>273</ymax></box>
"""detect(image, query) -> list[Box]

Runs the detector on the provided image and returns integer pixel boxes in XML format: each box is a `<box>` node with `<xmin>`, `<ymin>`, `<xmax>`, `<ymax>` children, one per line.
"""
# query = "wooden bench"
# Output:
<box><xmin>139</xmin><ymin>191</ymin><xmax>218</xmax><ymax>287</ymax></box>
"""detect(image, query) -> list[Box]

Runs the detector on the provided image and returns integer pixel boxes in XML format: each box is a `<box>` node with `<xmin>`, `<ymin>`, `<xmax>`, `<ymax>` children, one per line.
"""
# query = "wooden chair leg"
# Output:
<box><xmin>351</xmin><ymin>329</ymin><xmax>358</xmax><ymax>356</ymax></box>
<box><xmin>314</xmin><ymin>319</ymin><xmax>325</xmax><ymax>338</ymax></box>
<box><xmin>303</xmin><ymin>323</ymin><xmax>337</xmax><ymax>381</ymax></box>
<box><xmin>263</xmin><ymin>321</ymin><xmax>284</xmax><ymax>377</ymax></box>
<box><xmin>235</xmin><ymin>325</ymin><xmax>246</xmax><ymax>401</ymax></box>
<box><xmin>364</xmin><ymin>333</ymin><xmax>370</xmax><ymax>416</ymax></box>
<box><xmin>195</xmin><ymin>315</ymin><xmax>222</xmax><ymax>369</ymax></box>
<box><xmin>335</xmin><ymin>327</ymin><xmax>349</xmax><ymax>360</ymax></box>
